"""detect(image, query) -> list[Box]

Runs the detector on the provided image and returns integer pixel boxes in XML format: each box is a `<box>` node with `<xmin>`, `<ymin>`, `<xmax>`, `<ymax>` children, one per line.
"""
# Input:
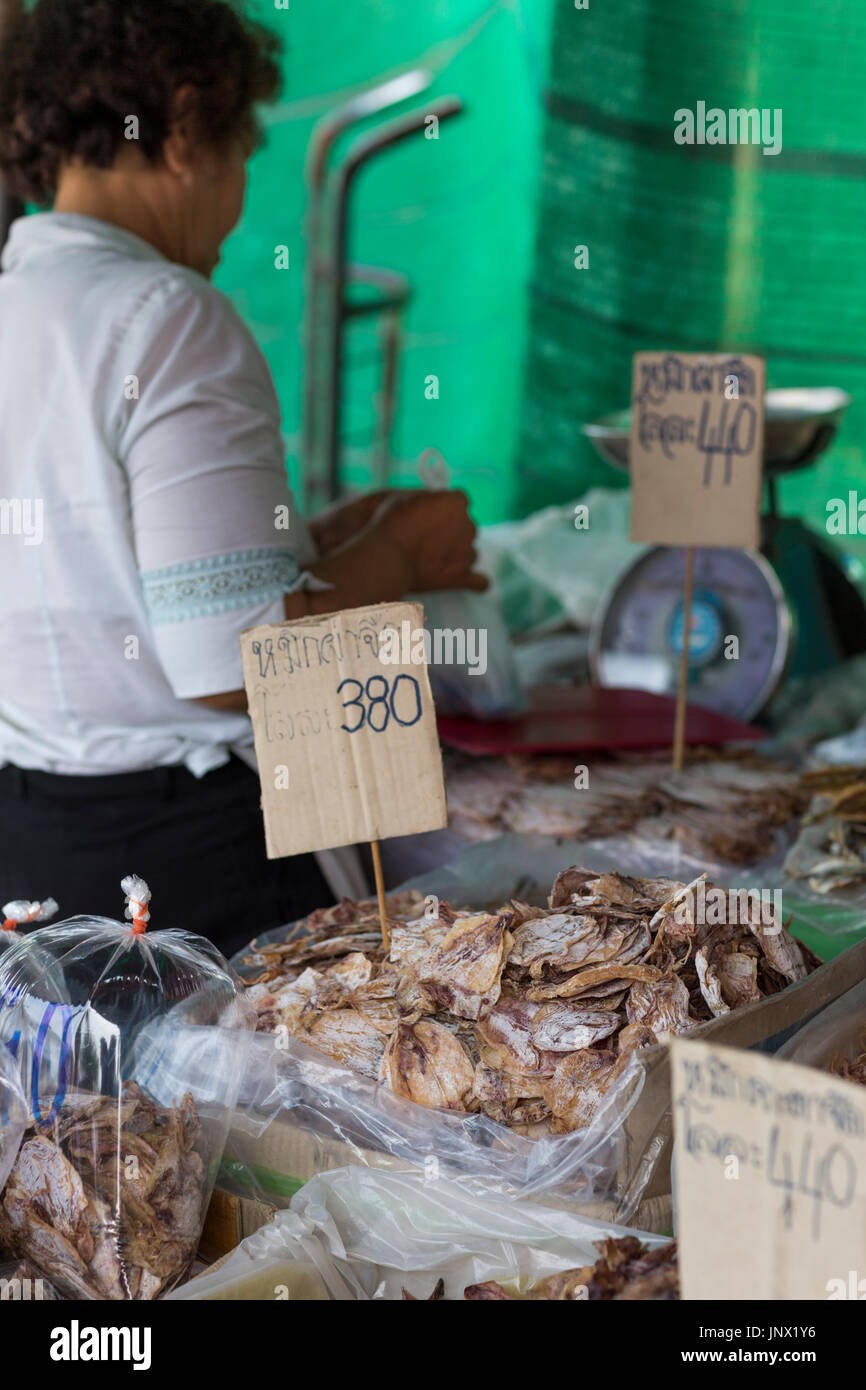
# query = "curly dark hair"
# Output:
<box><xmin>0</xmin><ymin>0</ymin><xmax>283</xmax><ymax>204</ymax></box>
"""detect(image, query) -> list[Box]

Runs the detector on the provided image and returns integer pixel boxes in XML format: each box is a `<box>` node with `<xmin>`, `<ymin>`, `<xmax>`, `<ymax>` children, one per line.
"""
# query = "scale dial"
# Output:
<box><xmin>590</xmin><ymin>547</ymin><xmax>791</xmax><ymax>721</ymax></box>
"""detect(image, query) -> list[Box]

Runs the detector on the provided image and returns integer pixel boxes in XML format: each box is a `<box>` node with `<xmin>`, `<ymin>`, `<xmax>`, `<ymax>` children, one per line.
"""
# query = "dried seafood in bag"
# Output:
<box><xmin>242</xmin><ymin>862</ymin><xmax>817</xmax><ymax>1138</ymax></box>
<box><xmin>0</xmin><ymin>1081</ymin><xmax>204</xmax><ymax>1300</ymax></box>
<box><xmin>0</xmin><ymin>876</ymin><xmax>254</xmax><ymax>1300</ymax></box>
<box><xmin>463</xmin><ymin>1235</ymin><xmax>679</xmax><ymax>1300</ymax></box>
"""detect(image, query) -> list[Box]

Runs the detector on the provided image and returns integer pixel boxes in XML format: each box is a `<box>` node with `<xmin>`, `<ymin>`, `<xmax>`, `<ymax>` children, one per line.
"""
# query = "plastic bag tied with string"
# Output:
<box><xmin>0</xmin><ymin>897</ymin><xmax>58</xmax><ymax>959</ymax></box>
<box><xmin>0</xmin><ymin>876</ymin><xmax>255</xmax><ymax>1299</ymax></box>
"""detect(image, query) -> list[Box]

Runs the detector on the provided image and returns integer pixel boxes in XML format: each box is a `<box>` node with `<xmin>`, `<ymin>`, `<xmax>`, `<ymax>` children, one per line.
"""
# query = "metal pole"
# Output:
<box><xmin>326</xmin><ymin>96</ymin><xmax>464</xmax><ymax>504</ymax></box>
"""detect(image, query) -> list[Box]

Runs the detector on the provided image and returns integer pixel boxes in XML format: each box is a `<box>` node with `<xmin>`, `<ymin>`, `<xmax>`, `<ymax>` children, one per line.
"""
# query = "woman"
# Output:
<box><xmin>0</xmin><ymin>0</ymin><xmax>484</xmax><ymax>951</ymax></box>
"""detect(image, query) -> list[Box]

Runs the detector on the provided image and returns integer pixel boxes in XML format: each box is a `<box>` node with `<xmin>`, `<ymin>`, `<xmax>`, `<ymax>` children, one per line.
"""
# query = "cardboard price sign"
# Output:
<box><xmin>241</xmin><ymin>601</ymin><xmax>447</xmax><ymax>859</ymax></box>
<box><xmin>672</xmin><ymin>1038</ymin><xmax>866</xmax><ymax>1300</ymax></box>
<box><xmin>629</xmin><ymin>352</ymin><xmax>765</xmax><ymax>548</ymax></box>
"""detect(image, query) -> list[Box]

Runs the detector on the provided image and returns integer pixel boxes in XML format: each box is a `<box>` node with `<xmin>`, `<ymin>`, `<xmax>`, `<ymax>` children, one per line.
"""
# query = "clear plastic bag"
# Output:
<box><xmin>0</xmin><ymin>1041</ymin><xmax>26</xmax><ymax>1198</ymax></box>
<box><xmin>173</xmin><ymin>1166</ymin><xmax>673</xmax><ymax>1301</ymax></box>
<box><xmin>478</xmin><ymin>488</ymin><xmax>645</xmax><ymax>638</ymax></box>
<box><xmin>0</xmin><ymin>876</ymin><xmax>255</xmax><ymax>1300</ymax></box>
<box><xmin>225</xmin><ymin>1022</ymin><xmax>647</xmax><ymax>1215</ymax></box>
<box><xmin>166</xmin><ymin>1207</ymin><xmax>358</xmax><ymax>1301</ymax></box>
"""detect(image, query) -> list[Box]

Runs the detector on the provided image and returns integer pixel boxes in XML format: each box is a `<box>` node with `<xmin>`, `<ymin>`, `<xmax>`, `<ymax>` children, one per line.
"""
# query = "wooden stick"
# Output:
<box><xmin>673</xmin><ymin>546</ymin><xmax>695</xmax><ymax>773</ymax></box>
<box><xmin>370</xmin><ymin>839</ymin><xmax>390</xmax><ymax>953</ymax></box>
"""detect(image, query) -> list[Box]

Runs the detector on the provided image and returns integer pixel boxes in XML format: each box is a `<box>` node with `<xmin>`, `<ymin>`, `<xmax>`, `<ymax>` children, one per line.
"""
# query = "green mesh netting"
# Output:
<box><xmin>518</xmin><ymin>0</ymin><xmax>866</xmax><ymax>569</ymax></box>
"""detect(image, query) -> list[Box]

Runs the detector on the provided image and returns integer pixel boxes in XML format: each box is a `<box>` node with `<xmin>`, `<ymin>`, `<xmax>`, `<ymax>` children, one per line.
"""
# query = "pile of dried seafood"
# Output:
<box><xmin>445</xmin><ymin>750</ymin><xmax>808</xmax><ymax>866</ymax></box>
<box><xmin>830</xmin><ymin>1027</ymin><xmax>866</xmax><ymax>1087</ymax></box>
<box><xmin>464</xmin><ymin>1235</ymin><xmax>679</xmax><ymax>1300</ymax></box>
<box><xmin>0</xmin><ymin>1081</ymin><xmax>205</xmax><ymax>1300</ymax></box>
<box><xmin>833</xmin><ymin>1050</ymin><xmax>866</xmax><ymax>1086</ymax></box>
<box><xmin>243</xmin><ymin>865</ymin><xmax>817</xmax><ymax>1137</ymax></box>
<box><xmin>785</xmin><ymin>764</ymin><xmax>866</xmax><ymax>896</ymax></box>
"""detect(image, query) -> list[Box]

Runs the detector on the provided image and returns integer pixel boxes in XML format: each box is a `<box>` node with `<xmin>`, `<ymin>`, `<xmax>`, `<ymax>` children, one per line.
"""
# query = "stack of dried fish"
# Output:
<box><xmin>243</xmin><ymin>865</ymin><xmax>816</xmax><ymax>1137</ymax></box>
<box><xmin>445</xmin><ymin>750</ymin><xmax>808</xmax><ymax>866</ymax></box>
<box><xmin>785</xmin><ymin>765</ymin><xmax>866</xmax><ymax>895</ymax></box>
<box><xmin>0</xmin><ymin>1080</ymin><xmax>205</xmax><ymax>1300</ymax></box>
<box><xmin>464</xmin><ymin>1235</ymin><xmax>679</xmax><ymax>1300</ymax></box>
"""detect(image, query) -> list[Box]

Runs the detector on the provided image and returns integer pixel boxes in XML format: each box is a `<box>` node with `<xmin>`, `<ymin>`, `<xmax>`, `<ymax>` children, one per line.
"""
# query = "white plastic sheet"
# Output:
<box><xmin>172</xmin><ymin>1166</ymin><xmax>672</xmax><ymax>1301</ymax></box>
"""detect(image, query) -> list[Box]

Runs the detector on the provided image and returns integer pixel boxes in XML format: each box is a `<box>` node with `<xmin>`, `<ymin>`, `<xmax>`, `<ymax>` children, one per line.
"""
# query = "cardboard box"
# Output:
<box><xmin>198</xmin><ymin>1188</ymin><xmax>276</xmax><ymax>1264</ymax></box>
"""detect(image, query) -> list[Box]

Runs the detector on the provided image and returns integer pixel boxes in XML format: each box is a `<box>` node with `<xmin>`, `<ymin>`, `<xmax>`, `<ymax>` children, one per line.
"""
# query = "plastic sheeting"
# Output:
<box><xmin>171</xmin><ymin>1165</ymin><xmax>672</xmax><ymax>1301</ymax></box>
<box><xmin>225</xmin><ymin>990</ymin><xmax>649</xmax><ymax>1215</ymax></box>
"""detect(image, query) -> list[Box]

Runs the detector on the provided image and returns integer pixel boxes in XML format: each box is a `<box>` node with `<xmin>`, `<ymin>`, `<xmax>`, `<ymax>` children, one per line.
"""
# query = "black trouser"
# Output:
<box><xmin>0</xmin><ymin>758</ymin><xmax>332</xmax><ymax>959</ymax></box>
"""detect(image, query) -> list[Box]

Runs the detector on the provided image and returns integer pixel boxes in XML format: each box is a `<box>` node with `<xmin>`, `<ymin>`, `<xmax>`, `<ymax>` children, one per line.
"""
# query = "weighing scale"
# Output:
<box><xmin>583</xmin><ymin>388</ymin><xmax>866</xmax><ymax>722</ymax></box>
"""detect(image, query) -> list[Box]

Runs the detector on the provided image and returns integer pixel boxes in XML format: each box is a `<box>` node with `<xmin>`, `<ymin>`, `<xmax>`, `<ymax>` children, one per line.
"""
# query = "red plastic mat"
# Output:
<box><xmin>437</xmin><ymin>685</ymin><xmax>763</xmax><ymax>756</ymax></box>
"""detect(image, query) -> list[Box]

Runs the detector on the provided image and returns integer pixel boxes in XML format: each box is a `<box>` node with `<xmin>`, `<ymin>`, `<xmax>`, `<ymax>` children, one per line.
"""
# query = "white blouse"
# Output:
<box><xmin>0</xmin><ymin>213</ymin><xmax>317</xmax><ymax>776</ymax></box>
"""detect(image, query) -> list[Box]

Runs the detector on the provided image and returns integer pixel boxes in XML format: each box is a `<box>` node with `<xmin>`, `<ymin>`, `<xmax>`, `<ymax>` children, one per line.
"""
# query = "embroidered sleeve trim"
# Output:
<box><xmin>140</xmin><ymin>547</ymin><xmax>301</xmax><ymax>624</ymax></box>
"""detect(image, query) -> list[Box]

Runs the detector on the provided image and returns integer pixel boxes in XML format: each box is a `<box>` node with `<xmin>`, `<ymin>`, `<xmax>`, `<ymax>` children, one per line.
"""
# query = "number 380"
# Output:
<box><xmin>337</xmin><ymin>675</ymin><xmax>423</xmax><ymax>733</ymax></box>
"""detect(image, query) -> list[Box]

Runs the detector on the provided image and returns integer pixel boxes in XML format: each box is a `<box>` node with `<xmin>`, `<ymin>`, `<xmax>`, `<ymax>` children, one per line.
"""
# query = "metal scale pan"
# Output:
<box><xmin>583</xmin><ymin>388</ymin><xmax>864</xmax><ymax>722</ymax></box>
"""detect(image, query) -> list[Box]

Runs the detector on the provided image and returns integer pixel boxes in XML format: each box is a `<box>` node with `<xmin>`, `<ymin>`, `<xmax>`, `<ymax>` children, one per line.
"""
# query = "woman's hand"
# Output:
<box><xmin>375</xmin><ymin>490</ymin><xmax>488</xmax><ymax>593</ymax></box>
<box><xmin>308</xmin><ymin>490</ymin><xmax>398</xmax><ymax>556</ymax></box>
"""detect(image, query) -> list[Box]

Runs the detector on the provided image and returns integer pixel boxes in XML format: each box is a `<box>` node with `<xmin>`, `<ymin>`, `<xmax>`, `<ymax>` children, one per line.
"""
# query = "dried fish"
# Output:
<box><xmin>628</xmin><ymin>972</ymin><xmax>698</xmax><ymax>1039</ymax></box>
<box><xmin>414</xmin><ymin>911</ymin><xmax>513</xmax><ymax>1020</ymax></box>
<box><xmin>242</xmin><ymin>866</ymin><xmax>818</xmax><ymax>1138</ymax></box>
<box><xmin>695</xmin><ymin>948</ymin><xmax>730</xmax><ymax>1018</ymax></box>
<box><xmin>303</xmin><ymin>1009</ymin><xmax>386</xmax><ymax>1080</ymax></box>
<box><xmin>382</xmin><ymin>1020</ymin><xmax>476</xmax><ymax>1110</ymax></box>
<box><xmin>542</xmin><ymin>1049</ymin><xmax>620</xmax><ymax>1132</ymax></box>
<box><xmin>834</xmin><ymin>1052</ymin><xmax>866</xmax><ymax>1085</ymax></box>
<box><xmin>447</xmin><ymin>750</ymin><xmax>808</xmax><ymax>866</ymax></box>
<box><xmin>786</xmin><ymin>771</ymin><xmax>866</xmax><ymax>896</ymax></box>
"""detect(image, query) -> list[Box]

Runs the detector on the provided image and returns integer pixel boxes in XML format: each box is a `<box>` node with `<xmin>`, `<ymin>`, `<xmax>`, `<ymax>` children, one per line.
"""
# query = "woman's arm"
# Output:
<box><xmin>121</xmin><ymin>277</ymin><xmax>483</xmax><ymax>716</ymax></box>
<box><xmin>196</xmin><ymin>490</ymin><xmax>486</xmax><ymax>711</ymax></box>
